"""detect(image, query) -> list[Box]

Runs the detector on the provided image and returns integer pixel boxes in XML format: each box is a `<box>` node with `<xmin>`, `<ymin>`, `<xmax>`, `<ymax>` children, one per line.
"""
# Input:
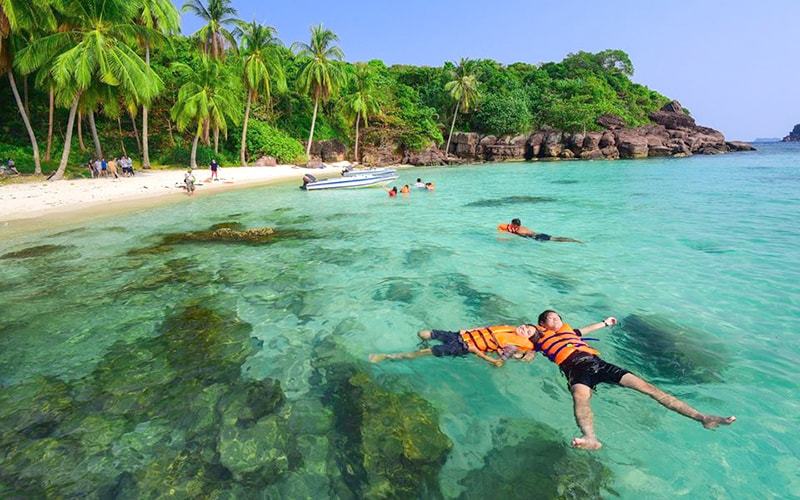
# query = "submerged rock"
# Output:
<box><xmin>464</xmin><ymin>195</ymin><xmax>557</xmax><ymax>208</ymax></box>
<box><xmin>458</xmin><ymin>419</ymin><xmax>615</xmax><ymax>499</ymax></box>
<box><xmin>1</xmin><ymin>244</ymin><xmax>73</xmax><ymax>260</ymax></box>
<box><xmin>313</xmin><ymin>337</ymin><xmax>452</xmax><ymax>498</ymax></box>
<box><xmin>610</xmin><ymin>314</ymin><xmax>728</xmax><ymax>384</ymax></box>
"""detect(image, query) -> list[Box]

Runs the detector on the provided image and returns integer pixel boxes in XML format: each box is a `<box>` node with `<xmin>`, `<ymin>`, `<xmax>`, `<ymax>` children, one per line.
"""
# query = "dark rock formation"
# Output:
<box><xmin>361</xmin><ymin>143</ymin><xmax>402</xmax><ymax>166</ymax></box>
<box><xmin>782</xmin><ymin>123</ymin><xmax>800</xmax><ymax>142</ymax></box>
<box><xmin>307</xmin><ymin>139</ymin><xmax>347</xmax><ymax>162</ymax></box>
<box><xmin>402</xmin><ymin>145</ymin><xmax>448</xmax><ymax>165</ymax></box>
<box><xmin>596</xmin><ymin>114</ymin><xmax>626</xmax><ymax>129</ymax></box>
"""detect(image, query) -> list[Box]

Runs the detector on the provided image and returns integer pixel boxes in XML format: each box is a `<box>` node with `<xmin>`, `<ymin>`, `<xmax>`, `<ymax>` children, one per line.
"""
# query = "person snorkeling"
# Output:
<box><xmin>518</xmin><ymin>310</ymin><xmax>736</xmax><ymax>450</ymax></box>
<box><xmin>498</xmin><ymin>218</ymin><xmax>582</xmax><ymax>243</ymax></box>
<box><xmin>369</xmin><ymin>325</ymin><xmax>535</xmax><ymax>368</ymax></box>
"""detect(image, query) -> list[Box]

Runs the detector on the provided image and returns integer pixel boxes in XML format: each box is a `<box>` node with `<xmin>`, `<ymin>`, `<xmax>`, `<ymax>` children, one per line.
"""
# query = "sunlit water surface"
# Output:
<box><xmin>1</xmin><ymin>143</ymin><xmax>799</xmax><ymax>497</ymax></box>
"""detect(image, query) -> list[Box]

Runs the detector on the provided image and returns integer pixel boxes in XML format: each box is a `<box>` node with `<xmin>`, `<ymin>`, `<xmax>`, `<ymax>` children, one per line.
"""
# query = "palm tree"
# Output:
<box><xmin>341</xmin><ymin>63</ymin><xmax>381</xmax><ymax>163</ymax></box>
<box><xmin>234</xmin><ymin>20</ymin><xmax>286</xmax><ymax>165</ymax></box>
<box><xmin>293</xmin><ymin>24</ymin><xmax>345</xmax><ymax>158</ymax></box>
<box><xmin>444</xmin><ymin>58</ymin><xmax>480</xmax><ymax>158</ymax></box>
<box><xmin>182</xmin><ymin>0</ymin><xmax>238</xmax><ymax>59</ymax></box>
<box><xmin>136</xmin><ymin>0</ymin><xmax>179</xmax><ymax>169</ymax></box>
<box><xmin>171</xmin><ymin>57</ymin><xmax>241</xmax><ymax>168</ymax></box>
<box><xmin>16</xmin><ymin>0</ymin><xmax>163</xmax><ymax>180</ymax></box>
<box><xmin>1</xmin><ymin>0</ymin><xmax>56</xmax><ymax>174</ymax></box>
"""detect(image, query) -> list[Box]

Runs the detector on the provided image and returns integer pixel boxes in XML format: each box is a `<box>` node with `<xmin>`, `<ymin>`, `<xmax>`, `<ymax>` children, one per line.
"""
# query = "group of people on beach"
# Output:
<box><xmin>370</xmin><ymin>309</ymin><xmax>736</xmax><ymax>450</ymax></box>
<box><xmin>388</xmin><ymin>178</ymin><xmax>435</xmax><ymax>197</ymax></box>
<box><xmin>86</xmin><ymin>156</ymin><xmax>135</xmax><ymax>179</ymax></box>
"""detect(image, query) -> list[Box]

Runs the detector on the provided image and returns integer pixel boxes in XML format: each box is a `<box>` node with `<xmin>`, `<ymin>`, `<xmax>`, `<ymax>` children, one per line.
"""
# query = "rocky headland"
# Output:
<box><xmin>307</xmin><ymin>101</ymin><xmax>755</xmax><ymax>166</ymax></box>
<box><xmin>782</xmin><ymin>124</ymin><xmax>800</xmax><ymax>142</ymax></box>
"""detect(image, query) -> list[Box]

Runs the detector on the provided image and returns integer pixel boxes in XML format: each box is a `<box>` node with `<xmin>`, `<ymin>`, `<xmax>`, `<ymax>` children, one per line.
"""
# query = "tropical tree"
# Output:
<box><xmin>136</xmin><ymin>0</ymin><xmax>179</xmax><ymax>169</ymax></box>
<box><xmin>341</xmin><ymin>63</ymin><xmax>381</xmax><ymax>163</ymax></box>
<box><xmin>293</xmin><ymin>24</ymin><xmax>345</xmax><ymax>158</ymax></box>
<box><xmin>182</xmin><ymin>0</ymin><xmax>238</xmax><ymax>59</ymax></box>
<box><xmin>1</xmin><ymin>0</ymin><xmax>56</xmax><ymax>174</ymax></box>
<box><xmin>234</xmin><ymin>20</ymin><xmax>286</xmax><ymax>165</ymax></box>
<box><xmin>16</xmin><ymin>0</ymin><xmax>163</xmax><ymax>180</ymax></box>
<box><xmin>443</xmin><ymin>58</ymin><xmax>480</xmax><ymax>158</ymax></box>
<box><xmin>171</xmin><ymin>56</ymin><xmax>241</xmax><ymax>168</ymax></box>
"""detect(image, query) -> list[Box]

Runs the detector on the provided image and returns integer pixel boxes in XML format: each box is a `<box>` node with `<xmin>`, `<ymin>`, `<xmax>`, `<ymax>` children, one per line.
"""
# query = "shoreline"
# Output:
<box><xmin>0</xmin><ymin>164</ymin><xmax>361</xmax><ymax>238</ymax></box>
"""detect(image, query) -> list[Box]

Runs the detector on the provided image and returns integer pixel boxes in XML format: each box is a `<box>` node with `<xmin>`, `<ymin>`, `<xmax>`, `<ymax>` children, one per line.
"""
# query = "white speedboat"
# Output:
<box><xmin>342</xmin><ymin>167</ymin><xmax>397</xmax><ymax>177</ymax></box>
<box><xmin>301</xmin><ymin>172</ymin><xmax>399</xmax><ymax>191</ymax></box>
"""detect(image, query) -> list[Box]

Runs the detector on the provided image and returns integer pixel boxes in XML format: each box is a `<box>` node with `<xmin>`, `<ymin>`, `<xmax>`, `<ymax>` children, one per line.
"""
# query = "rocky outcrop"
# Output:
<box><xmin>402</xmin><ymin>145</ymin><xmax>448</xmax><ymax>166</ymax></box>
<box><xmin>434</xmin><ymin>100</ymin><xmax>754</xmax><ymax>164</ymax></box>
<box><xmin>254</xmin><ymin>156</ymin><xmax>277</xmax><ymax>166</ymax></box>
<box><xmin>782</xmin><ymin>124</ymin><xmax>800</xmax><ymax>142</ymax></box>
<box><xmin>307</xmin><ymin>139</ymin><xmax>347</xmax><ymax>162</ymax></box>
<box><xmin>361</xmin><ymin>143</ymin><xmax>403</xmax><ymax>166</ymax></box>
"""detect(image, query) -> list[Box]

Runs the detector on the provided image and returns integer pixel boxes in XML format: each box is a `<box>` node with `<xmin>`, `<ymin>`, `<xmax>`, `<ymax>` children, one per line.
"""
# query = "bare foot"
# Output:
<box><xmin>572</xmin><ymin>436</ymin><xmax>603</xmax><ymax>450</ymax></box>
<box><xmin>368</xmin><ymin>354</ymin><xmax>386</xmax><ymax>363</ymax></box>
<box><xmin>702</xmin><ymin>415</ymin><xmax>736</xmax><ymax>429</ymax></box>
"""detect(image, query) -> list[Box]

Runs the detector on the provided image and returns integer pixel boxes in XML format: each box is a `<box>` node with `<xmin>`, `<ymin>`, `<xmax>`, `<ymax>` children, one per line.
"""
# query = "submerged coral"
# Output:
<box><xmin>610</xmin><ymin>314</ymin><xmax>728</xmax><ymax>384</ymax></box>
<box><xmin>463</xmin><ymin>195</ymin><xmax>557</xmax><ymax>208</ymax></box>
<box><xmin>1</xmin><ymin>244</ymin><xmax>73</xmax><ymax>260</ymax></box>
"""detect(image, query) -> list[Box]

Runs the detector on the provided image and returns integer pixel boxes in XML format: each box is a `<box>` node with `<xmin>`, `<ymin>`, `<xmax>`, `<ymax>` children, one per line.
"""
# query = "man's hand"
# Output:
<box><xmin>603</xmin><ymin>317</ymin><xmax>618</xmax><ymax>327</ymax></box>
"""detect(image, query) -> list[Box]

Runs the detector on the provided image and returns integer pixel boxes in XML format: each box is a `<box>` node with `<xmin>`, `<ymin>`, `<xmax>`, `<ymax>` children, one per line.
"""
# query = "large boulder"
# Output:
<box><xmin>583</xmin><ymin>132</ymin><xmax>602</xmax><ymax>150</ymax></box>
<box><xmin>541</xmin><ymin>131</ymin><xmax>563</xmax><ymax>157</ymax></box>
<box><xmin>615</xmin><ymin>129</ymin><xmax>649</xmax><ymax>159</ymax></box>
<box><xmin>526</xmin><ymin>132</ymin><xmax>545</xmax><ymax>158</ymax></box>
<box><xmin>361</xmin><ymin>144</ymin><xmax>402</xmax><ymax>166</ymax></box>
<box><xmin>451</xmin><ymin>132</ymin><xmax>480</xmax><ymax>158</ymax></box>
<box><xmin>254</xmin><ymin>156</ymin><xmax>278</xmax><ymax>167</ymax></box>
<box><xmin>649</xmin><ymin>101</ymin><xmax>696</xmax><ymax>130</ymax></box>
<box><xmin>726</xmin><ymin>141</ymin><xmax>756</xmax><ymax>151</ymax></box>
<box><xmin>599</xmin><ymin>130</ymin><xmax>616</xmax><ymax>148</ymax></box>
<box><xmin>403</xmin><ymin>145</ymin><xmax>448</xmax><ymax>166</ymax></box>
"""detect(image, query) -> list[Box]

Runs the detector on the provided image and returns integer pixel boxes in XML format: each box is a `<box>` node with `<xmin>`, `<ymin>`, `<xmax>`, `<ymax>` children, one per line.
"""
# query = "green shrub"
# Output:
<box><xmin>472</xmin><ymin>91</ymin><xmax>533</xmax><ymax>136</ymax></box>
<box><xmin>244</xmin><ymin>120</ymin><xmax>306</xmax><ymax>164</ymax></box>
<box><xmin>156</xmin><ymin>142</ymin><xmax>238</xmax><ymax>167</ymax></box>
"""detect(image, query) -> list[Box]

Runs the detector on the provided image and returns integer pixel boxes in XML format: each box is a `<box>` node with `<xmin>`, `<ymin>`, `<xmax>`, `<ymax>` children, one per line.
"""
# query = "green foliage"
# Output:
<box><xmin>156</xmin><ymin>142</ymin><xmax>238</xmax><ymax>166</ymax></box>
<box><xmin>243</xmin><ymin>120</ymin><xmax>306</xmax><ymax>164</ymax></box>
<box><xmin>472</xmin><ymin>91</ymin><xmax>533</xmax><ymax>136</ymax></box>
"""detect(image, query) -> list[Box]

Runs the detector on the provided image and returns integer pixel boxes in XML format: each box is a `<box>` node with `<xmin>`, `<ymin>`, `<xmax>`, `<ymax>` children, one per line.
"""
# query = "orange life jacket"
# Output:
<box><xmin>498</xmin><ymin>223</ymin><xmax>520</xmax><ymax>234</ymax></box>
<box><xmin>533</xmin><ymin>322</ymin><xmax>600</xmax><ymax>365</ymax></box>
<box><xmin>460</xmin><ymin>325</ymin><xmax>533</xmax><ymax>353</ymax></box>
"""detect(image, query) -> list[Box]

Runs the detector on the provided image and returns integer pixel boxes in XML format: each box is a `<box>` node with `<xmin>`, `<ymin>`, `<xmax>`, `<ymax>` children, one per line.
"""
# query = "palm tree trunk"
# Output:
<box><xmin>53</xmin><ymin>96</ymin><xmax>80</xmax><ymax>181</ymax></box>
<box><xmin>190</xmin><ymin>131</ymin><xmax>200</xmax><ymax>168</ymax></box>
<box><xmin>23</xmin><ymin>75</ymin><xmax>30</xmax><ymax>119</ymax></box>
<box><xmin>129</xmin><ymin>109</ymin><xmax>142</xmax><ymax>156</ymax></box>
<box><xmin>77</xmin><ymin>112</ymin><xmax>87</xmax><ymax>152</ymax></box>
<box><xmin>167</xmin><ymin>119</ymin><xmax>175</xmax><ymax>146</ymax></box>
<box><xmin>142</xmin><ymin>43</ymin><xmax>151</xmax><ymax>169</ymax></box>
<box><xmin>203</xmin><ymin>119</ymin><xmax>210</xmax><ymax>145</ymax></box>
<box><xmin>45</xmin><ymin>87</ymin><xmax>54</xmax><ymax>162</ymax></box>
<box><xmin>212</xmin><ymin>30</ymin><xmax>219</xmax><ymax>59</ymax></box>
<box><xmin>213</xmin><ymin>125</ymin><xmax>219</xmax><ymax>154</ymax></box>
<box><xmin>8</xmin><ymin>71</ymin><xmax>41</xmax><ymax>174</ymax></box>
<box><xmin>354</xmin><ymin>113</ymin><xmax>361</xmax><ymax>163</ymax></box>
<box><xmin>117</xmin><ymin>117</ymin><xmax>127</xmax><ymax>156</ymax></box>
<box><xmin>88</xmin><ymin>110</ymin><xmax>103</xmax><ymax>159</ymax></box>
<box><xmin>240</xmin><ymin>90</ymin><xmax>252</xmax><ymax>166</ymax></box>
<box><xmin>306</xmin><ymin>95</ymin><xmax>319</xmax><ymax>158</ymax></box>
<box><xmin>445</xmin><ymin>101</ymin><xmax>460</xmax><ymax>159</ymax></box>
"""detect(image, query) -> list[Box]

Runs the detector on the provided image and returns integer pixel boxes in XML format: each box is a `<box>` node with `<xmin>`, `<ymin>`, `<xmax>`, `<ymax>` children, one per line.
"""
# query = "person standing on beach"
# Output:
<box><xmin>210</xmin><ymin>159</ymin><xmax>219</xmax><ymax>181</ymax></box>
<box><xmin>498</xmin><ymin>218</ymin><xmax>582</xmax><ymax>243</ymax></box>
<box><xmin>519</xmin><ymin>310</ymin><xmax>736</xmax><ymax>450</ymax></box>
<box><xmin>184</xmin><ymin>168</ymin><xmax>196</xmax><ymax>195</ymax></box>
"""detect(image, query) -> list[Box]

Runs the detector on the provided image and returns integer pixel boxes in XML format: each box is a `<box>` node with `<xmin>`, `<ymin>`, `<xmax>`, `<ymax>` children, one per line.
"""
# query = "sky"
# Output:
<box><xmin>178</xmin><ymin>0</ymin><xmax>800</xmax><ymax>141</ymax></box>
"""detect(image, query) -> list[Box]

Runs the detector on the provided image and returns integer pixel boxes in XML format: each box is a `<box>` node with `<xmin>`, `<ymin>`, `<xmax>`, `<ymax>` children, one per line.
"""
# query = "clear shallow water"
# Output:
<box><xmin>1</xmin><ymin>143</ymin><xmax>799</xmax><ymax>497</ymax></box>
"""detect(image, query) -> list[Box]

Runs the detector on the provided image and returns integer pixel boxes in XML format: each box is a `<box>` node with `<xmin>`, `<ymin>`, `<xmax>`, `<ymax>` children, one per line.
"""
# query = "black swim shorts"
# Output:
<box><xmin>430</xmin><ymin>330</ymin><xmax>470</xmax><ymax>357</ymax></box>
<box><xmin>559</xmin><ymin>352</ymin><xmax>630</xmax><ymax>389</ymax></box>
<box><xmin>534</xmin><ymin>233</ymin><xmax>551</xmax><ymax>241</ymax></box>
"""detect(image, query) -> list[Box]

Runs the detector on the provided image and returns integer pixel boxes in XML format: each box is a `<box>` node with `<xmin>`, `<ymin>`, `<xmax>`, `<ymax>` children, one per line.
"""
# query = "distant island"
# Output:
<box><xmin>782</xmin><ymin>124</ymin><xmax>800</xmax><ymax>142</ymax></box>
<box><xmin>753</xmin><ymin>138</ymin><xmax>781</xmax><ymax>143</ymax></box>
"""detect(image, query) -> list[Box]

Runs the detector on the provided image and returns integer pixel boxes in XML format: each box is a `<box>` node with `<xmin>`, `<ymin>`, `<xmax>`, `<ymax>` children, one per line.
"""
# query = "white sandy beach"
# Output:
<box><xmin>0</xmin><ymin>164</ymin><xmax>351</xmax><ymax>230</ymax></box>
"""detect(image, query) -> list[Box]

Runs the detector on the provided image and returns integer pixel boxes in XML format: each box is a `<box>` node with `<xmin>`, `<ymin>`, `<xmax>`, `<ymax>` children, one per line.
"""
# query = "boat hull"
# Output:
<box><xmin>303</xmin><ymin>174</ymin><xmax>399</xmax><ymax>190</ymax></box>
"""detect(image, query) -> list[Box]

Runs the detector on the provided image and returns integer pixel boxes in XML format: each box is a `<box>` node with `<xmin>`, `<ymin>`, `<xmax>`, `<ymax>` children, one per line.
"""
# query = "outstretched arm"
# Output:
<box><xmin>577</xmin><ymin>317</ymin><xmax>617</xmax><ymax>335</ymax></box>
<box><xmin>469</xmin><ymin>346</ymin><xmax>504</xmax><ymax>367</ymax></box>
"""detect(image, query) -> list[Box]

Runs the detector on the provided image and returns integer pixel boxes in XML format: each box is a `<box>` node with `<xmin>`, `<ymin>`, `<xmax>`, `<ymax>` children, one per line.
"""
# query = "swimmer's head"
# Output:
<box><xmin>537</xmin><ymin>310</ymin><xmax>563</xmax><ymax>331</ymax></box>
<box><xmin>511</xmin><ymin>218</ymin><xmax>521</xmax><ymax>226</ymax></box>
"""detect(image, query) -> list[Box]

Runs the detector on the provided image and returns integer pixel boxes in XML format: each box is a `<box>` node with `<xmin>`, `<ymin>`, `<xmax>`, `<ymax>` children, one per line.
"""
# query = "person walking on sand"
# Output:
<box><xmin>210</xmin><ymin>159</ymin><xmax>220</xmax><ymax>181</ymax></box>
<box><xmin>369</xmin><ymin>325</ymin><xmax>535</xmax><ymax>368</ymax></box>
<box><xmin>498</xmin><ymin>218</ymin><xmax>582</xmax><ymax>243</ymax></box>
<box><xmin>518</xmin><ymin>310</ymin><xmax>735</xmax><ymax>450</ymax></box>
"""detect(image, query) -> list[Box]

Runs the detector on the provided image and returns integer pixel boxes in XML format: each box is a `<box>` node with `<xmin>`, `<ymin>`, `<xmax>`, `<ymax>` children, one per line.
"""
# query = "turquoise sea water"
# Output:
<box><xmin>1</xmin><ymin>143</ymin><xmax>799</xmax><ymax>497</ymax></box>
